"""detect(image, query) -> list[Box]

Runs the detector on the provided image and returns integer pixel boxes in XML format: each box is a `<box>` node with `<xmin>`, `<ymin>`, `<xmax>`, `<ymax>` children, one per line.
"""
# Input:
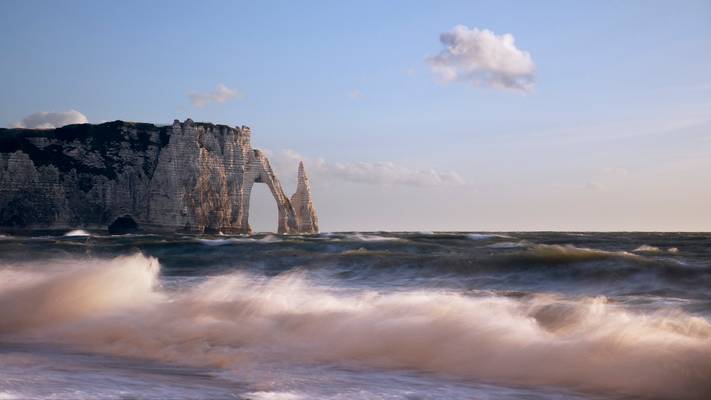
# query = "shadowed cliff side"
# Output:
<box><xmin>0</xmin><ymin>119</ymin><xmax>315</xmax><ymax>234</ymax></box>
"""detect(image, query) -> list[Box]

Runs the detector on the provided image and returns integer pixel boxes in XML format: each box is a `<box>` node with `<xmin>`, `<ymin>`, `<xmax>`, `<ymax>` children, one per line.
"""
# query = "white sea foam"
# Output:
<box><xmin>197</xmin><ymin>238</ymin><xmax>254</xmax><ymax>246</ymax></box>
<box><xmin>196</xmin><ymin>235</ymin><xmax>282</xmax><ymax>246</ymax></box>
<box><xmin>487</xmin><ymin>240</ymin><xmax>529</xmax><ymax>249</ymax></box>
<box><xmin>633</xmin><ymin>245</ymin><xmax>661</xmax><ymax>253</ymax></box>
<box><xmin>64</xmin><ymin>229</ymin><xmax>91</xmax><ymax>237</ymax></box>
<box><xmin>467</xmin><ymin>233</ymin><xmax>510</xmax><ymax>240</ymax></box>
<box><xmin>244</xmin><ymin>392</ymin><xmax>305</xmax><ymax>400</ymax></box>
<box><xmin>347</xmin><ymin>233</ymin><xmax>400</xmax><ymax>242</ymax></box>
<box><xmin>258</xmin><ymin>234</ymin><xmax>282</xmax><ymax>243</ymax></box>
<box><xmin>0</xmin><ymin>254</ymin><xmax>709</xmax><ymax>399</ymax></box>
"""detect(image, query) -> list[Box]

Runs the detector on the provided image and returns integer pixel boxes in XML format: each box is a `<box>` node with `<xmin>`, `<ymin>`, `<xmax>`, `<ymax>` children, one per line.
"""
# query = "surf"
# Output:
<box><xmin>1</xmin><ymin>253</ymin><xmax>709</xmax><ymax>399</ymax></box>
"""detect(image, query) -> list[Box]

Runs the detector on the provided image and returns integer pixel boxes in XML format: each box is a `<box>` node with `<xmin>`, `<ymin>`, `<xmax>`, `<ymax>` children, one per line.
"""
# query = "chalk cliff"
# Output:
<box><xmin>0</xmin><ymin>119</ymin><xmax>317</xmax><ymax>234</ymax></box>
<box><xmin>290</xmin><ymin>161</ymin><xmax>319</xmax><ymax>233</ymax></box>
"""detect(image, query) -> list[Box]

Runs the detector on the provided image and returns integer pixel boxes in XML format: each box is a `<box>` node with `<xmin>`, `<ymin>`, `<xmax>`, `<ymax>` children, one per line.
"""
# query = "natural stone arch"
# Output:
<box><xmin>244</xmin><ymin>182</ymin><xmax>279</xmax><ymax>233</ymax></box>
<box><xmin>240</xmin><ymin>150</ymin><xmax>298</xmax><ymax>234</ymax></box>
<box><xmin>0</xmin><ymin>119</ymin><xmax>318</xmax><ymax>235</ymax></box>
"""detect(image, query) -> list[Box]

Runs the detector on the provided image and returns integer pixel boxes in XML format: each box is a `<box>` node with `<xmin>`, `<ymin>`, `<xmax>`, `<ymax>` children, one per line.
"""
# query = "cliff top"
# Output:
<box><xmin>1</xmin><ymin>119</ymin><xmax>246</xmax><ymax>137</ymax></box>
<box><xmin>0</xmin><ymin>119</ymin><xmax>250</xmax><ymax>180</ymax></box>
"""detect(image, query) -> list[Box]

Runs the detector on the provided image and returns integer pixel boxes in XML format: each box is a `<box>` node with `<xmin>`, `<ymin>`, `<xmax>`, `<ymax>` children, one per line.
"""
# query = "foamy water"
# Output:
<box><xmin>1</xmin><ymin>232</ymin><xmax>710</xmax><ymax>399</ymax></box>
<box><xmin>63</xmin><ymin>229</ymin><xmax>91</xmax><ymax>237</ymax></box>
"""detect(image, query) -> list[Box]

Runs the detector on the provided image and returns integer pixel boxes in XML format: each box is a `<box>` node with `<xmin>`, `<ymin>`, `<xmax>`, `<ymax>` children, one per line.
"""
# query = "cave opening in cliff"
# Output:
<box><xmin>248</xmin><ymin>184</ymin><xmax>278</xmax><ymax>233</ymax></box>
<box><xmin>108</xmin><ymin>215</ymin><xmax>139</xmax><ymax>235</ymax></box>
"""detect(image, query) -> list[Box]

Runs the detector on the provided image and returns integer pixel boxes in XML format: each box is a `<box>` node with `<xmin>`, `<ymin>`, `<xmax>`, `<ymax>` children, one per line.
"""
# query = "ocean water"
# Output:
<box><xmin>0</xmin><ymin>231</ymin><xmax>710</xmax><ymax>400</ymax></box>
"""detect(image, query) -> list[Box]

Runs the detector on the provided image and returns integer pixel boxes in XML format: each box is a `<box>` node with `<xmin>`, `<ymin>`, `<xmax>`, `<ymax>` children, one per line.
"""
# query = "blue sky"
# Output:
<box><xmin>2</xmin><ymin>0</ymin><xmax>710</xmax><ymax>231</ymax></box>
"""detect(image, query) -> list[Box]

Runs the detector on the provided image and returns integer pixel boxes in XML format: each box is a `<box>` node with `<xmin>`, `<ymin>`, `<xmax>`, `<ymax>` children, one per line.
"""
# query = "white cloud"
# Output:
<box><xmin>426</xmin><ymin>25</ymin><xmax>535</xmax><ymax>91</ymax></box>
<box><xmin>269</xmin><ymin>149</ymin><xmax>465</xmax><ymax>187</ymax></box>
<box><xmin>189</xmin><ymin>84</ymin><xmax>240</xmax><ymax>108</ymax></box>
<box><xmin>14</xmin><ymin>110</ymin><xmax>88</xmax><ymax>129</ymax></box>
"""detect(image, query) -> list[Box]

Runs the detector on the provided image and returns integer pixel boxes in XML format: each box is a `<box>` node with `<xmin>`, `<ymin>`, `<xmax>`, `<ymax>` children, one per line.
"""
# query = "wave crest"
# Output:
<box><xmin>64</xmin><ymin>229</ymin><xmax>91</xmax><ymax>237</ymax></box>
<box><xmin>1</xmin><ymin>254</ymin><xmax>710</xmax><ymax>399</ymax></box>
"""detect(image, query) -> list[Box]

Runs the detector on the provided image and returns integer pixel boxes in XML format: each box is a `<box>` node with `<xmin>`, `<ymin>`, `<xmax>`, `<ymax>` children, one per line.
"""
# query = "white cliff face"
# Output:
<box><xmin>0</xmin><ymin>119</ymin><xmax>316</xmax><ymax>234</ymax></box>
<box><xmin>290</xmin><ymin>161</ymin><xmax>319</xmax><ymax>233</ymax></box>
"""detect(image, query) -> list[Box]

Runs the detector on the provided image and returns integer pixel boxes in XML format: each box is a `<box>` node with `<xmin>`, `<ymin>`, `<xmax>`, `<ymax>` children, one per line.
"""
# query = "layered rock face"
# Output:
<box><xmin>290</xmin><ymin>161</ymin><xmax>319</xmax><ymax>233</ymax></box>
<box><xmin>0</xmin><ymin>119</ymin><xmax>318</xmax><ymax>234</ymax></box>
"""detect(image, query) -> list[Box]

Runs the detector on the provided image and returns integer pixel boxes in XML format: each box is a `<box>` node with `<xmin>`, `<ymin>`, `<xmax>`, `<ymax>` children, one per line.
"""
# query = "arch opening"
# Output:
<box><xmin>247</xmin><ymin>183</ymin><xmax>279</xmax><ymax>233</ymax></box>
<box><xmin>108</xmin><ymin>215</ymin><xmax>138</xmax><ymax>235</ymax></box>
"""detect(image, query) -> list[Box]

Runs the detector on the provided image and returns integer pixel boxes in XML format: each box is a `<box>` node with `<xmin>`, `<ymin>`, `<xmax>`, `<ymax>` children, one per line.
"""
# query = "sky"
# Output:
<box><xmin>1</xmin><ymin>0</ymin><xmax>710</xmax><ymax>231</ymax></box>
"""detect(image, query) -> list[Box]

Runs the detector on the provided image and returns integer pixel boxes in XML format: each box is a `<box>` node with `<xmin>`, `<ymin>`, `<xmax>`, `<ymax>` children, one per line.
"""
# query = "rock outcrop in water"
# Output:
<box><xmin>0</xmin><ymin>119</ymin><xmax>318</xmax><ymax>234</ymax></box>
<box><xmin>290</xmin><ymin>161</ymin><xmax>319</xmax><ymax>233</ymax></box>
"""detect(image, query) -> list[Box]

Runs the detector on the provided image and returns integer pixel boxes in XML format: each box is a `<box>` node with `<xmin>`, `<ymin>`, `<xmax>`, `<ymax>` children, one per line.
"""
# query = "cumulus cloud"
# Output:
<box><xmin>189</xmin><ymin>84</ymin><xmax>240</xmax><ymax>107</ymax></box>
<box><xmin>427</xmin><ymin>25</ymin><xmax>535</xmax><ymax>91</ymax></box>
<box><xmin>13</xmin><ymin>110</ymin><xmax>88</xmax><ymax>129</ymax></box>
<box><xmin>270</xmin><ymin>149</ymin><xmax>465</xmax><ymax>187</ymax></box>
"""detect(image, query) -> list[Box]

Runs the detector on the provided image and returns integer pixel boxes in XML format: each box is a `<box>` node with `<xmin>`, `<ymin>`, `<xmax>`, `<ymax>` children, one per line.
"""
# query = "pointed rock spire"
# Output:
<box><xmin>290</xmin><ymin>161</ymin><xmax>319</xmax><ymax>233</ymax></box>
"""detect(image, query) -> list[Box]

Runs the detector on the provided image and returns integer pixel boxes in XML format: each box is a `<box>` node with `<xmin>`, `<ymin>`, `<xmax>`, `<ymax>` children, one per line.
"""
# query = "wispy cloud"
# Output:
<box><xmin>426</xmin><ymin>25</ymin><xmax>535</xmax><ymax>92</ymax></box>
<box><xmin>585</xmin><ymin>181</ymin><xmax>604</xmax><ymax>192</ymax></box>
<box><xmin>188</xmin><ymin>84</ymin><xmax>240</xmax><ymax>108</ymax></box>
<box><xmin>13</xmin><ymin>110</ymin><xmax>88</xmax><ymax>129</ymax></box>
<box><xmin>602</xmin><ymin>167</ymin><xmax>630</xmax><ymax>176</ymax></box>
<box><xmin>269</xmin><ymin>149</ymin><xmax>465</xmax><ymax>187</ymax></box>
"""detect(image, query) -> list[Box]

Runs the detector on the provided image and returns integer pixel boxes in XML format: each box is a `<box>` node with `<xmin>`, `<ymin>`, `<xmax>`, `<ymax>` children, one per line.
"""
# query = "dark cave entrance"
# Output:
<box><xmin>108</xmin><ymin>215</ymin><xmax>138</xmax><ymax>235</ymax></box>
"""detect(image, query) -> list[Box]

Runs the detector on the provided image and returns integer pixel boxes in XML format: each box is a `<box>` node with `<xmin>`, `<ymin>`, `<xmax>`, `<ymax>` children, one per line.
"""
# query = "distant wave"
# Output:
<box><xmin>244</xmin><ymin>392</ymin><xmax>304</xmax><ymax>400</ymax></box>
<box><xmin>346</xmin><ymin>233</ymin><xmax>401</xmax><ymax>242</ymax></box>
<box><xmin>64</xmin><ymin>229</ymin><xmax>91</xmax><ymax>237</ymax></box>
<box><xmin>486</xmin><ymin>240</ymin><xmax>529</xmax><ymax>249</ymax></box>
<box><xmin>195</xmin><ymin>234</ymin><xmax>284</xmax><ymax>246</ymax></box>
<box><xmin>632</xmin><ymin>245</ymin><xmax>680</xmax><ymax>255</ymax></box>
<box><xmin>258</xmin><ymin>234</ymin><xmax>282</xmax><ymax>243</ymax></box>
<box><xmin>633</xmin><ymin>244</ymin><xmax>661</xmax><ymax>253</ymax></box>
<box><xmin>196</xmin><ymin>238</ymin><xmax>254</xmax><ymax>246</ymax></box>
<box><xmin>0</xmin><ymin>254</ymin><xmax>709</xmax><ymax>400</ymax></box>
<box><xmin>512</xmin><ymin>243</ymin><xmax>643</xmax><ymax>264</ymax></box>
<box><xmin>466</xmin><ymin>233</ymin><xmax>510</xmax><ymax>240</ymax></box>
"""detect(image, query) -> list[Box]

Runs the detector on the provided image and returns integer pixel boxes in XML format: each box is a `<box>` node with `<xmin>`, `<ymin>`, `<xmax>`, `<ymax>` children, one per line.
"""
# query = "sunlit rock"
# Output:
<box><xmin>0</xmin><ymin>119</ymin><xmax>317</xmax><ymax>234</ymax></box>
<box><xmin>290</xmin><ymin>161</ymin><xmax>319</xmax><ymax>233</ymax></box>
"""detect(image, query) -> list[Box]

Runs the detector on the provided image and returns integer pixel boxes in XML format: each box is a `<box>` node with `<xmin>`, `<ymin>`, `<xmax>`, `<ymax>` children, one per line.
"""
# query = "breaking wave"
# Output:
<box><xmin>197</xmin><ymin>237</ymin><xmax>254</xmax><ymax>246</ymax></box>
<box><xmin>64</xmin><ymin>229</ymin><xmax>91</xmax><ymax>237</ymax></box>
<box><xmin>467</xmin><ymin>233</ymin><xmax>510</xmax><ymax>240</ymax></box>
<box><xmin>1</xmin><ymin>254</ymin><xmax>709</xmax><ymax>399</ymax></box>
<box><xmin>633</xmin><ymin>244</ymin><xmax>661</xmax><ymax>253</ymax></box>
<box><xmin>196</xmin><ymin>234</ymin><xmax>282</xmax><ymax>246</ymax></box>
<box><xmin>345</xmin><ymin>233</ymin><xmax>401</xmax><ymax>242</ymax></box>
<box><xmin>486</xmin><ymin>240</ymin><xmax>529</xmax><ymax>249</ymax></box>
<box><xmin>514</xmin><ymin>243</ymin><xmax>643</xmax><ymax>264</ymax></box>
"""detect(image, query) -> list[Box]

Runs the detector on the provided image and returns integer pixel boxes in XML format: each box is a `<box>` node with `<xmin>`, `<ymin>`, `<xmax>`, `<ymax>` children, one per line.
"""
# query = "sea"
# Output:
<box><xmin>0</xmin><ymin>231</ymin><xmax>710</xmax><ymax>400</ymax></box>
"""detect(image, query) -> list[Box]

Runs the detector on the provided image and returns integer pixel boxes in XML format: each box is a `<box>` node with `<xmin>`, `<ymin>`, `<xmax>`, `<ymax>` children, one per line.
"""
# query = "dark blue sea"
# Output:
<box><xmin>1</xmin><ymin>231</ymin><xmax>710</xmax><ymax>399</ymax></box>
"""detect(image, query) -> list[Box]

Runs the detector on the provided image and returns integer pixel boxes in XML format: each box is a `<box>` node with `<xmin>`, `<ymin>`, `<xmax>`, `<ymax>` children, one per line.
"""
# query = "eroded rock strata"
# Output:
<box><xmin>0</xmin><ymin>119</ymin><xmax>317</xmax><ymax>234</ymax></box>
<box><xmin>290</xmin><ymin>161</ymin><xmax>319</xmax><ymax>233</ymax></box>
